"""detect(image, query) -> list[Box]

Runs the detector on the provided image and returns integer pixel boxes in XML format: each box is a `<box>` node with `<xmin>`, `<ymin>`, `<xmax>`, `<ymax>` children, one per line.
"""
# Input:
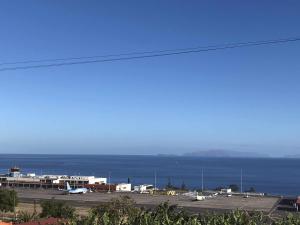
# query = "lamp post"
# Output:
<box><xmin>240</xmin><ymin>168</ymin><xmax>243</xmax><ymax>193</ymax></box>
<box><xmin>108</xmin><ymin>171</ymin><xmax>111</xmax><ymax>193</ymax></box>
<box><xmin>201</xmin><ymin>168</ymin><xmax>204</xmax><ymax>192</ymax></box>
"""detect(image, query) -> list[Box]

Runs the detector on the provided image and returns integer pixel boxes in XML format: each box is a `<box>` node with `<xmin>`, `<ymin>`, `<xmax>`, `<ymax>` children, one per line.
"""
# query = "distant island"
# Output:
<box><xmin>183</xmin><ymin>149</ymin><xmax>269</xmax><ymax>158</ymax></box>
<box><xmin>283</xmin><ymin>154</ymin><xmax>300</xmax><ymax>158</ymax></box>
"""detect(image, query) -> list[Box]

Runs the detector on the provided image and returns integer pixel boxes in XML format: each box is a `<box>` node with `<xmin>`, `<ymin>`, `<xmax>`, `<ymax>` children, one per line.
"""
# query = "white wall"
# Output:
<box><xmin>116</xmin><ymin>183</ymin><xmax>131</xmax><ymax>192</ymax></box>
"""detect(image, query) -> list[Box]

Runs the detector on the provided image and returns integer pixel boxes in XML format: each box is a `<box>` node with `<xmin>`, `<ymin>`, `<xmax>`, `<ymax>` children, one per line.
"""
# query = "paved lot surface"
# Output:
<box><xmin>14</xmin><ymin>188</ymin><xmax>280</xmax><ymax>213</ymax></box>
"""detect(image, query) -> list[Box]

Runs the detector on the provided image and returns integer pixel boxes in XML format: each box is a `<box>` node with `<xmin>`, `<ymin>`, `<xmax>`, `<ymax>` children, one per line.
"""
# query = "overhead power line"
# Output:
<box><xmin>1</xmin><ymin>36</ymin><xmax>298</xmax><ymax>67</ymax></box>
<box><xmin>0</xmin><ymin>36</ymin><xmax>299</xmax><ymax>72</ymax></box>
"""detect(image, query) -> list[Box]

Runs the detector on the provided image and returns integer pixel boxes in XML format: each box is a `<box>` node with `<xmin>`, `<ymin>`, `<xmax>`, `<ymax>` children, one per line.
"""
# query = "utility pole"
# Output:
<box><xmin>201</xmin><ymin>168</ymin><xmax>204</xmax><ymax>192</ymax></box>
<box><xmin>240</xmin><ymin>168</ymin><xmax>243</xmax><ymax>193</ymax></box>
<box><xmin>154</xmin><ymin>170</ymin><xmax>157</xmax><ymax>194</ymax></box>
<box><xmin>108</xmin><ymin>171</ymin><xmax>111</xmax><ymax>193</ymax></box>
<box><xmin>40</xmin><ymin>169</ymin><xmax>43</xmax><ymax>189</ymax></box>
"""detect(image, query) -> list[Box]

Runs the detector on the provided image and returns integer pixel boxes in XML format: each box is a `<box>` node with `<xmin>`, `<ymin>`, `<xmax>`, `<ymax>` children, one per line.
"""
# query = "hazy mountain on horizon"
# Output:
<box><xmin>183</xmin><ymin>149</ymin><xmax>269</xmax><ymax>158</ymax></box>
<box><xmin>283</xmin><ymin>154</ymin><xmax>300</xmax><ymax>158</ymax></box>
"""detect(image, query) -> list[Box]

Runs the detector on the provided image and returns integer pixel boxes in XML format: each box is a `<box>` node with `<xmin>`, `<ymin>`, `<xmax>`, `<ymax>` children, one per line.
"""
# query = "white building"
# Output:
<box><xmin>46</xmin><ymin>175</ymin><xmax>107</xmax><ymax>185</ymax></box>
<box><xmin>220</xmin><ymin>188</ymin><xmax>232</xmax><ymax>194</ymax></box>
<box><xmin>134</xmin><ymin>184</ymin><xmax>153</xmax><ymax>193</ymax></box>
<box><xmin>0</xmin><ymin>172</ymin><xmax>107</xmax><ymax>187</ymax></box>
<box><xmin>0</xmin><ymin>166</ymin><xmax>111</xmax><ymax>190</ymax></box>
<box><xmin>27</xmin><ymin>173</ymin><xmax>36</xmax><ymax>177</ymax></box>
<box><xmin>5</xmin><ymin>176</ymin><xmax>41</xmax><ymax>183</ymax></box>
<box><xmin>116</xmin><ymin>183</ymin><xmax>131</xmax><ymax>192</ymax></box>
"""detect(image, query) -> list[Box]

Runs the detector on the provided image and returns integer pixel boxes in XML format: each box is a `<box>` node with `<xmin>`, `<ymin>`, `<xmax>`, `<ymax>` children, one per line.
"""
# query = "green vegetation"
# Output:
<box><xmin>214</xmin><ymin>186</ymin><xmax>225</xmax><ymax>191</ymax></box>
<box><xmin>63</xmin><ymin>197</ymin><xmax>300</xmax><ymax>225</ymax></box>
<box><xmin>18</xmin><ymin>210</ymin><xmax>38</xmax><ymax>223</ymax></box>
<box><xmin>228</xmin><ymin>184</ymin><xmax>239</xmax><ymax>192</ymax></box>
<box><xmin>181</xmin><ymin>181</ymin><xmax>187</xmax><ymax>191</ymax></box>
<box><xmin>82</xmin><ymin>196</ymin><xmax>140</xmax><ymax>225</ymax></box>
<box><xmin>0</xmin><ymin>189</ymin><xmax>18</xmax><ymax>213</ymax></box>
<box><xmin>165</xmin><ymin>178</ymin><xmax>188</xmax><ymax>191</ymax></box>
<box><xmin>246</xmin><ymin>187</ymin><xmax>256</xmax><ymax>193</ymax></box>
<box><xmin>40</xmin><ymin>198</ymin><xmax>76</xmax><ymax>219</ymax></box>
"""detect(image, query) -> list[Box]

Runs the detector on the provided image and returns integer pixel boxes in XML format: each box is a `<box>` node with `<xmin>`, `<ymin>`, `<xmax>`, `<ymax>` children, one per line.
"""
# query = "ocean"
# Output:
<box><xmin>0</xmin><ymin>154</ymin><xmax>299</xmax><ymax>196</ymax></box>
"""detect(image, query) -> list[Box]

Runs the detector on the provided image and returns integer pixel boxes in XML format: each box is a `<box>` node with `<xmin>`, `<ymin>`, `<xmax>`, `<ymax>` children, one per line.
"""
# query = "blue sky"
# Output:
<box><xmin>0</xmin><ymin>1</ymin><xmax>300</xmax><ymax>155</ymax></box>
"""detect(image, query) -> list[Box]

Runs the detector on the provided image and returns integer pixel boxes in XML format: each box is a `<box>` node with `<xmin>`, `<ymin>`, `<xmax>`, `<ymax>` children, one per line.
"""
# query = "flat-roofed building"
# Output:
<box><xmin>0</xmin><ymin>168</ymin><xmax>107</xmax><ymax>189</ymax></box>
<box><xmin>134</xmin><ymin>184</ymin><xmax>153</xmax><ymax>193</ymax></box>
<box><xmin>116</xmin><ymin>183</ymin><xmax>131</xmax><ymax>192</ymax></box>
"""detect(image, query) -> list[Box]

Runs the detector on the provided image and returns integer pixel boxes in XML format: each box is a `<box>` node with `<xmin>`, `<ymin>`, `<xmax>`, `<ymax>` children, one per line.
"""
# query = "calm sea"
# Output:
<box><xmin>0</xmin><ymin>154</ymin><xmax>299</xmax><ymax>196</ymax></box>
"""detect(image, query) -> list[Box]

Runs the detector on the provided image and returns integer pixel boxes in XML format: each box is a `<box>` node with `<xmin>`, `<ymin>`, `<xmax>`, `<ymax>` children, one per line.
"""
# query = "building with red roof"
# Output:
<box><xmin>0</xmin><ymin>221</ymin><xmax>12</xmax><ymax>225</ymax></box>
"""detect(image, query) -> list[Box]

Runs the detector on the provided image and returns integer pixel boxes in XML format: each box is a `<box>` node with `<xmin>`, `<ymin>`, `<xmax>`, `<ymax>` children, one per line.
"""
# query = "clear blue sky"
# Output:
<box><xmin>0</xmin><ymin>1</ymin><xmax>299</xmax><ymax>156</ymax></box>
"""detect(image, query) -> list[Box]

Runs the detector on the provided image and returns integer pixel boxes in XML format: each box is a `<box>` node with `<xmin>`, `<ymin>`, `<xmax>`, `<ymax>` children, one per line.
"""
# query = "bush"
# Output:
<box><xmin>228</xmin><ymin>184</ymin><xmax>239</xmax><ymax>192</ymax></box>
<box><xmin>214</xmin><ymin>186</ymin><xmax>225</xmax><ymax>191</ymax></box>
<box><xmin>18</xmin><ymin>211</ymin><xmax>38</xmax><ymax>223</ymax></box>
<box><xmin>63</xmin><ymin>197</ymin><xmax>300</xmax><ymax>225</ymax></box>
<box><xmin>84</xmin><ymin>196</ymin><xmax>140</xmax><ymax>225</ymax></box>
<box><xmin>40</xmin><ymin>198</ymin><xmax>76</xmax><ymax>219</ymax></box>
<box><xmin>0</xmin><ymin>189</ymin><xmax>18</xmax><ymax>213</ymax></box>
<box><xmin>246</xmin><ymin>187</ymin><xmax>256</xmax><ymax>193</ymax></box>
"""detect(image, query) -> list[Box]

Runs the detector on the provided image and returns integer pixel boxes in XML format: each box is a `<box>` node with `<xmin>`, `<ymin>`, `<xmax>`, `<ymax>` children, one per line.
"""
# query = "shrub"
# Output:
<box><xmin>40</xmin><ymin>198</ymin><xmax>76</xmax><ymax>219</ymax></box>
<box><xmin>0</xmin><ymin>189</ymin><xmax>18</xmax><ymax>213</ymax></box>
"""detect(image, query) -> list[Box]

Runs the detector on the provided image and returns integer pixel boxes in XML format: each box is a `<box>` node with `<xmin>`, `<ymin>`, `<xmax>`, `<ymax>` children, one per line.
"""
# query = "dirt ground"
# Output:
<box><xmin>16</xmin><ymin>202</ymin><xmax>89</xmax><ymax>216</ymax></box>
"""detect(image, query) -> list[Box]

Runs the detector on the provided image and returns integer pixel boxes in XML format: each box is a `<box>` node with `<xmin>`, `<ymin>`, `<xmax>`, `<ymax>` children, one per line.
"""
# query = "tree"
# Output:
<box><xmin>166</xmin><ymin>177</ymin><xmax>172</xmax><ymax>189</ymax></box>
<box><xmin>228</xmin><ymin>184</ymin><xmax>239</xmax><ymax>192</ymax></box>
<box><xmin>40</xmin><ymin>198</ymin><xmax>76</xmax><ymax>219</ymax></box>
<box><xmin>85</xmin><ymin>196</ymin><xmax>140</xmax><ymax>225</ymax></box>
<box><xmin>181</xmin><ymin>181</ymin><xmax>187</xmax><ymax>191</ymax></box>
<box><xmin>0</xmin><ymin>189</ymin><xmax>18</xmax><ymax>213</ymax></box>
<box><xmin>214</xmin><ymin>186</ymin><xmax>225</xmax><ymax>191</ymax></box>
<box><xmin>246</xmin><ymin>187</ymin><xmax>256</xmax><ymax>193</ymax></box>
